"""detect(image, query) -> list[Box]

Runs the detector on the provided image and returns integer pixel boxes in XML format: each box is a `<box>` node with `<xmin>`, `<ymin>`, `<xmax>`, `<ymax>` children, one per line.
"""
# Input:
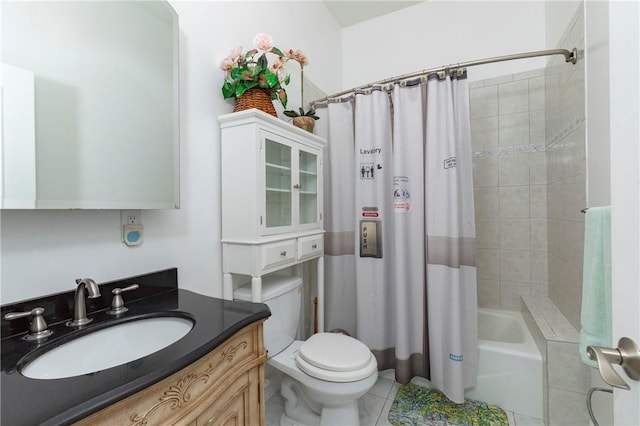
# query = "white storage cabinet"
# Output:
<box><xmin>219</xmin><ymin>109</ymin><xmax>325</xmax><ymax>330</ymax></box>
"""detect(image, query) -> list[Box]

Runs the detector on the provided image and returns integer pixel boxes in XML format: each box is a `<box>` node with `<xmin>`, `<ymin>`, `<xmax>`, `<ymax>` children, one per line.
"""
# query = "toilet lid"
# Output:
<box><xmin>297</xmin><ymin>333</ymin><xmax>374</xmax><ymax>372</ymax></box>
<box><xmin>295</xmin><ymin>351</ymin><xmax>377</xmax><ymax>382</ymax></box>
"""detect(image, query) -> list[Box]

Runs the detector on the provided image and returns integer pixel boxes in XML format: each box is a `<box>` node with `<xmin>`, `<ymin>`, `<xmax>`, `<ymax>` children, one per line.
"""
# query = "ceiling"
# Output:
<box><xmin>323</xmin><ymin>1</ymin><xmax>424</xmax><ymax>28</ymax></box>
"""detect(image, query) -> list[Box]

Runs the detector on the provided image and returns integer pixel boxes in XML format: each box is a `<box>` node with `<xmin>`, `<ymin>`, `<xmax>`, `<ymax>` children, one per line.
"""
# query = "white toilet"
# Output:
<box><xmin>234</xmin><ymin>275</ymin><xmax>378</xmax><ymax>426</ymax></box>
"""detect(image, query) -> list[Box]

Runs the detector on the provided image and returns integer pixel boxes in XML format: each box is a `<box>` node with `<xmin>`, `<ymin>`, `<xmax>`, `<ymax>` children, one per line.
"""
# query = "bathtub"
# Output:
<box><xmin>464</xmin><ymin>308</ymin><xmax>543</xmax><ymax>419</ymax></box>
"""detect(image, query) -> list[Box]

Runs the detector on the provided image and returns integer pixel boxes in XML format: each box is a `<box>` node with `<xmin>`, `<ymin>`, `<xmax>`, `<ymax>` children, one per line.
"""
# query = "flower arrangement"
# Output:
<box><xmin>220</xmin><ymin>33</ymin><xmax>306</xmax><ymax>109</ymax></box>
<box><xmin>281</xmin><ymin>50</ymin><xmax>318</xmax><ymax>121</ymax></box>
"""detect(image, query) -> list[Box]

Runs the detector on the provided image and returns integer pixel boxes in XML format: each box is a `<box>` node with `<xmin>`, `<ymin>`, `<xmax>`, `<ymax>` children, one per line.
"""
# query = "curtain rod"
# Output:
<box><xmin>311</xmin><ymin>47</ymin><xmax>578</xmax><ymax>105</ymax></box>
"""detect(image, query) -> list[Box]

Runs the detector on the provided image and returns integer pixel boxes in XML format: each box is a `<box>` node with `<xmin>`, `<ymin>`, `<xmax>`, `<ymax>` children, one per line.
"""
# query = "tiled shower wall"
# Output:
<box><xmin>469</xmin><ymin>70</ymin><xmax>548</xmax><ymax>310</ymax></box>
<box><xmin>545</xmin><ymin>7</ymin><xmax>586</xmax><ymax>330</ymax></box>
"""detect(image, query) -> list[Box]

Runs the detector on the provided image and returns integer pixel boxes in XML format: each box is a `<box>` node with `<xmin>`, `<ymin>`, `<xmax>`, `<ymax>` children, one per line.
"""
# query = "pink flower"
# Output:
<box><xmin>253</xmin><ymin>33</ymin><xmax>274</xmax><ymax>52</ymax></box>
<box><xmin>228</xmin><ymin>46</ymin><xmax>243</xmax><ymax>63</ymax></box>
<box><xmin>286</xmin><ymin>49</ymin><xmax>308</xmax><ymax>66</ymax></box>
<box><xmin>219</xmin><ymin>46</ymin><xmax>243</xmax><ymax>71</ymax></box>
<box><xmin>271</xmin><ymin>56</ymin><xmax>286</xmax><ymax>71</ymax></box>
<box><xmin>220</xmin><ymin>57</ymin><xmax>233</xmax><ymax>71</ymax></box>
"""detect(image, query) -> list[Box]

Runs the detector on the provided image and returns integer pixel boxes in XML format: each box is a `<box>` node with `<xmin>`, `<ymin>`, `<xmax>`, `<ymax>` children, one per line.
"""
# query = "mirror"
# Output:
<box><xmin>1</xmin><ymin>1</ymin><xmax>179</xmax><ymax>209</ymax></box>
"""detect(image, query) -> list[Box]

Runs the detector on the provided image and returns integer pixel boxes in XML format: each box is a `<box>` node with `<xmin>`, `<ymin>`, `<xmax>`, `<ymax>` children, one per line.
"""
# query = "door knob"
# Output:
<box><xmin>587</xmin><ymin>337</ymin><xmax>640</xmax><ymax>390</ymax></box>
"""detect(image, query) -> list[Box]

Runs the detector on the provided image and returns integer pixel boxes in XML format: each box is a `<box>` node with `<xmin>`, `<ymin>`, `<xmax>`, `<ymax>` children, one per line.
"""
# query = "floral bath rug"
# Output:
<box><xmin>388</xmin><ymin>380</ymin><xmax>508</xmax><ymax>426</ymax></box>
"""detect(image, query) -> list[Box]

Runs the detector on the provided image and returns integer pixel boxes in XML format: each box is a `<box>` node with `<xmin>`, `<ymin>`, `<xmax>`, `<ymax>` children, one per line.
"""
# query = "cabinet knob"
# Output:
<box><xmin>280</xmin><ymin>251</ymin><xmax>287</xmax><ymax>256</ymax></box>
<box><xmin>312</xmin><ymin>244</ymin><xmax>317</xmax><ymax>249</ymax></box>
<box><xmin>293</xmin><ymin>184</ymin><xmax>303</xmax><ymax>190</ymax></box>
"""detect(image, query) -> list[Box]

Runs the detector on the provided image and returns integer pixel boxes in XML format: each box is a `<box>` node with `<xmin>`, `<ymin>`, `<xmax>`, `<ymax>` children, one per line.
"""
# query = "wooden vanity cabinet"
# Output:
<box><xmin>74</xmin><ymin>321</ymin><xmax>266</xmax><ymax>426</ymax></box>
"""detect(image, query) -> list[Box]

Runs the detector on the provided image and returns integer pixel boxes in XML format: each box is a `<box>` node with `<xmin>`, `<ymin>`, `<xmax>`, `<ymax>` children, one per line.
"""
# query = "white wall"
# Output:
<box><xmin>341</xmin><ymin>1</ymin><xmax>547</xmax><ymax>88</ymax></box>
<box><xmin>0</xmin><ymin>1</ymin><xmax>341</xmax><ymax>304</ymax></box>
<box><xmin>545</xmin><ymin>0</ymin><xmax>581</xmax><ymax>50</ymax></box>
<box><xmin>585</xmin><ymin>1</ymin><xmax>611</xmax><ymax>207</ymax></box>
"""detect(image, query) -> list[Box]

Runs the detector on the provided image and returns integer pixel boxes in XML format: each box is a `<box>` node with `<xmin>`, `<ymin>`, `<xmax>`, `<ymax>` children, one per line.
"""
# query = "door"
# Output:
<box><xmin>609</xmin><ymin>1</ymin><xmax>639</xmax><ymax>424</ymax></box>
<box><xmin>297</xmin><ymin>147</ymin><xmax>322</xmax><ymax>231</ymax></box>
<box><xmin>263</xmin><ymin>134</ymin><xmax>294</xmax><ymax>234</ymax></box>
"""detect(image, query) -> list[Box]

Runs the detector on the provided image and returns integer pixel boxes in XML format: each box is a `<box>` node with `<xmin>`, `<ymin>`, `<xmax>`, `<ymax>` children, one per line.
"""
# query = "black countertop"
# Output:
<box><xmin>0</xmin><ymin>268</ymin><xmax>270</xmax><ymax>426</ymax></box>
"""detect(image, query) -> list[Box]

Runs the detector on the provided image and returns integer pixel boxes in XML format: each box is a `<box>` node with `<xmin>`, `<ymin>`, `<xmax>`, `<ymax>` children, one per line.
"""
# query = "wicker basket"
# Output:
<box><xmin>292</xmin><ymin>116</ymin><xmax>315</xmax><ymax>133</ymax></box>
<box><xmin>233</xmin><ymin>88</ymin><xmax>277</xmax><ymax>117</ymax></box>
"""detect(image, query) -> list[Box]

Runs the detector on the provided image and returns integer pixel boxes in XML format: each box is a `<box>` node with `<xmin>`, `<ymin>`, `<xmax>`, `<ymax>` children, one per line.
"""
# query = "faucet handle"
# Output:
<box><xmin>107</xmin><ymin>284</ymin><xmax>139</xmax><ymax>315</ymax></box>
<box><xmin>4</xmin><ymin>307</ymin><xmax>53</xmax><ymax>340</ymax></box>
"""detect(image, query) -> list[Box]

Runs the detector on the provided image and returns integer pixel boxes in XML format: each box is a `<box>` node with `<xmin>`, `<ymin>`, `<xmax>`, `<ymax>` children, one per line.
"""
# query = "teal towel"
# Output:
<box><xmin>579</xmin><ymin>206</ymin><xmax>612</xmax><ymax>368</ymax></box>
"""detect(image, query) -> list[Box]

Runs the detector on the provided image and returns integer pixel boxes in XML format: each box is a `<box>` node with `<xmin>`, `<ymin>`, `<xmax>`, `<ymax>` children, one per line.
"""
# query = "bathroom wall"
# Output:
<box><xmin>0</xmin><ymin>1</ymin><xmax>342</xmax><ymax>303</ymax></box>
<box><xmin>545</xmin><ymin>3</ymin><xmax>586</xmax><ymax>331</ymax></box>
<box><xmin>469</xmin><ymin>70</ymin><xmax>548</xmax><ymax>310</ymax></box>
<box><xmin>1</xmin><ymin>1</ymin><xmax>552</xmax><ymax>304</ymax></box>
<box><xmin>341</xmin><ymin>1</ymin><xmax>547</xmax><ymax>86</ymax></box>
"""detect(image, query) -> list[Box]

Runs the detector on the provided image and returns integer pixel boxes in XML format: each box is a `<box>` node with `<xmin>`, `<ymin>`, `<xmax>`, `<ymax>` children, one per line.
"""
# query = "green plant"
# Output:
<box><xmin>283</xmin><ymin>49</ymin><xmax>320</xmax><ymax>122</ymax></box>
<box><xmin>220</xmin><ymin>33</ymin><xmax>306</xmax><ymax>109</ymax></box>
<box><xmin>283</xmin><ymin>107</ymin><xmax>319</xmax><ymax>120</ymax></box>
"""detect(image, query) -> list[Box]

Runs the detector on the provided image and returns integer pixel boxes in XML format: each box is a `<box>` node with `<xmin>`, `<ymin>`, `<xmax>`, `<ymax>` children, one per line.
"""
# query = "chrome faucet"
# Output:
<box><xmin>68</xmin><ymin>278</ymin><xmax>101</xmax><ymax>327</ymax></box>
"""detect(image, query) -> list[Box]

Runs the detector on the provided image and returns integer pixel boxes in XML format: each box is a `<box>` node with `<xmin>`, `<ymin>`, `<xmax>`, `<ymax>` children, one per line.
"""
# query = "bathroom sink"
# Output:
<box><xmin>20</xmin><ymin>316</ymin><xmax>194</xmax><ymax>380</ymax></box>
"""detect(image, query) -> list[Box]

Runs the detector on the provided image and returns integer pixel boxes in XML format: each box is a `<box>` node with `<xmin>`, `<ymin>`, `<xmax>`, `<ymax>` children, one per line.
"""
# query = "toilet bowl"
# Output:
<box><xmin>234</xmin><ymin>275</ymin><xmax>378</xmax><ymax>426</ymax></box>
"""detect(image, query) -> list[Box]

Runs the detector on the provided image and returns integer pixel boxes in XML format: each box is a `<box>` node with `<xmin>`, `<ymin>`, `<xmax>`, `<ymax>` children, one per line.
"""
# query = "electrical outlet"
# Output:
<box><xmin>121</xmin><ymin>210</ymin><xmax>142</xmax><ymax>226</ymax></box>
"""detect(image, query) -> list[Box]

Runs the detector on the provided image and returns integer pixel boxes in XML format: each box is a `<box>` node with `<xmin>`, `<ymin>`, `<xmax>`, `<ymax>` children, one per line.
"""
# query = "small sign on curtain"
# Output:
<box><xmin>393</xmin><ymin>175</ymin><xmax>411</xmax><ymax>213</ymax></box>
<box><xmin>360</xmin><ymin>220</ymin><xmax>382</xmax><ymax>258</ymax></box>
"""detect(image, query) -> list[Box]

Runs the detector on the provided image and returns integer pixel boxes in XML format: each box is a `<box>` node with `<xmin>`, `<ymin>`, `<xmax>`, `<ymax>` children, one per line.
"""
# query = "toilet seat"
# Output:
<box><xmin>295</xmin><ymin>333</ymin><xmax>378</xmax><ymax>382</ymax></box>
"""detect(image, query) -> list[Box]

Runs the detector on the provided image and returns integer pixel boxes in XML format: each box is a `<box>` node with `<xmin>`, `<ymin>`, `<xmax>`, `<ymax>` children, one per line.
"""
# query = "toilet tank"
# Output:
<box><xmin>234</xmin><ymin>275</ymin><xmax>302</xmax><ymax>357</ymax></box>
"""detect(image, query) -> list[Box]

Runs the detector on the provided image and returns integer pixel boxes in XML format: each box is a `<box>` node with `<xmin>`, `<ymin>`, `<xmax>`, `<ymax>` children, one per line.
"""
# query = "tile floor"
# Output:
<box><xmin>265</xmin><ymin>369</ymin><xmax>546</xmax><ymax>426</ymax></box>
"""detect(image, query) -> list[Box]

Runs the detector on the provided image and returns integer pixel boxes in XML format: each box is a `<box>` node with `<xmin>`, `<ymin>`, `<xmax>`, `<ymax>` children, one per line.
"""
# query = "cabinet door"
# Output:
<box><xmin>297</xmin><ymin>146</ymin><xmax>322</xmax><ymax>230</ymax></box>
<box><xmin>261</xmin><ymin>130</ymin><xmax>322</xmax><ymax>235</ymax></box>
<box><xmin>195</xmin><ymin>368</ymin><xmax>262</xmax><ymax>426</ymax></box>
<box><xmin>263</xmin><ymin>133</ymin><xmax>294</xmax><ymax>234</ymax></box>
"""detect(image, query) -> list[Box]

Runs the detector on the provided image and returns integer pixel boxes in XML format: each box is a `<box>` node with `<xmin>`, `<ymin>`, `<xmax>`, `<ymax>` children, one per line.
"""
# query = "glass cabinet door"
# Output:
<box><xmin>298</xmin><ymin>149</ymin><xmax>318</xmax><ymax>225</ymax></box>
<box><xmin>264</xmin><ymin>138</ymin><xmax>292</xmax><ymax>228</ymax></box>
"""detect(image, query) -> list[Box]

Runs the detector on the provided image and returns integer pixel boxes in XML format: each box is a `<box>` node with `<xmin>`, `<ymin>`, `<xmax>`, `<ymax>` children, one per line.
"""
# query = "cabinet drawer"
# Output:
<box><xmin>297</xmin><ymin>234</ymin><xmax>324</xmax><ymax>261</ymax></box>
<box><xmin>261</xmin><ymin>240</ymin><xmax>296</xmax><ymax>271</ymax></box>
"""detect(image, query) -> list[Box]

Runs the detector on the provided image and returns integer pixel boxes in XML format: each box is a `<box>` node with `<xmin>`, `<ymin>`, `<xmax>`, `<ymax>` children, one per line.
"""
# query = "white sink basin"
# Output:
<box><xmin>21</xmin><ymin>316</ymin><xmax>194</xmax><ymax>380</ymax></box>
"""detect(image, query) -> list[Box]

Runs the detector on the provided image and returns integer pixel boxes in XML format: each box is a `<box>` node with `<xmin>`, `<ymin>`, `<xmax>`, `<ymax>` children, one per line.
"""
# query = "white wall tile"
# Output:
<box><xmin>477</xmin><ymin>249</ymin><xmax>501</xmax><ymax>280</ymax></box>
<box><xmin>483</xmin><ymin>74</ymin><xmax>514</xmax><ymax>87</ymax></box>
<box><xmin>530</xmin><ymin>218</ymin><xmax>548</xmax><ymax>251</ymax></box>
<box><xmin>499</xmin><ymin>153</ymin><xmax>530</xmax><ymax>186</ymax></box>
<box><xmin>473</xmin><ymin>156</ymin><xmax>499</xmax><ymax>187</ymax></box>
<box><xmin>529</xmin><ymin>152</ymin><xmax>547</xmax><ymax>185</ymax></box>
<box><xmin>474</xmin><ymin>187</ymin><xmax>499</xmax><ymax>217</ymax></box>
<box><xmin>513</xmin><ymin>68</ymin><xmax>545</xmax><ymax>81</ymax></box>
<box><xmin>499</xmin><ymin>112</ymin><xmax>530</xmax><ymax>146</ymax></box>
<box><xmin>476</xmin><ymin>218</ymin><xmax>501</xmax><ymax>249</ymax></box>
<box><xmin>530</xmin><ymin>185</ymin><xmax>547</xmax><ymax>217</ymax></box>
<box><xmin>500</xmin><ymin>218</ymin><xmax>531</xmax><ymax>250</ymax></box>
<box><xmin>501</xmin><ymin>250</ymin><xmax>531</xmax><ymax>282</ymax></box>
<box><xmin>547</xmin><ymin>341</ymin><xmax>591</xmax><ymax>392</ymax></box>
<box><xmin>528</xmin><ymin>76</ymin><xmax>546</xmax><ymax>111</ymax></box>
<box><xmin>478</xmin><ymin>279</ymin><xmax>501</xmax><ymax>308</ymax></box>
<box><xmin>471</xmin><ymin>116</ymin><xmax>499</xmax><ymax>149</ymax></box>
<box><xmin>470</xmin><ymin>70</ymin><xmax>552</xmax><ymax>311</ymax></box>
<box><xmin>499</xmin><ymin>186</ymin><xmax>530</xmax><ymax>217</ymax></box>
<box><xmin>499</xmin><ymin>79</ymin><xmax>529</xmax><ymax>114</ymax></box>
<box><xmin>529</xmin><ymin>109</ymin><xmax>546</xmax><ymax>145</ymax></box>
<box><xmin>548</xmin><ymin>388</ymin><xmax>589</xmax><ymax>425</ymax></box>
<box><xmin>470</xmin><ymin>85</ymin><xmax>498</xmax><ymax>118</ymax></box>
<box><xmin>501</xmin><ymin>280</ymin><xmax>530</xmax><ymax>310</ymax></box>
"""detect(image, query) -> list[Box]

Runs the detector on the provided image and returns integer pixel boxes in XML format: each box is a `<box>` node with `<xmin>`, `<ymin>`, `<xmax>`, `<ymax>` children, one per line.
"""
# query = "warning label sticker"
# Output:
<box><xmin>393</xmin><ymin>176</ymin><xmax>411</xmax><ymax>213</ymax></box>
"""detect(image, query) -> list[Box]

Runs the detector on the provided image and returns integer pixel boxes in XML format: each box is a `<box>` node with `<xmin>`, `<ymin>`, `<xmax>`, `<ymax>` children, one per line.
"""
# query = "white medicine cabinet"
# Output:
<box><xmin>263</xmin><ymin>131</ymin><xmax>322</xmax><ymax>233</ymax></box>
<box><xmin>219</xmin><ymin>110</ymin><xmax>325</xmax><ymax>329</ymax></box>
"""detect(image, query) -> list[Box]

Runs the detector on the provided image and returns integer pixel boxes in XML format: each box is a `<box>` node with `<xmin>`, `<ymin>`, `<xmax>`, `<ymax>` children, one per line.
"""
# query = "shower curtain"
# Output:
<box><xmin>316</xmin><ymin>71</ymin><xmax>477</xmax><ymax>403</ymax></box>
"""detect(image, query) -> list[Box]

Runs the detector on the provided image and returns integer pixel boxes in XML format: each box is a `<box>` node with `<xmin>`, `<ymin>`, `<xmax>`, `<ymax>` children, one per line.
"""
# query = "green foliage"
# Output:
<box><xmin>283</xmin><ymin>107</ymin><xmax>319</xmax><ymax>120</ymax></box>
<box><xmin>220</xmin><ymin>36</ymin><xmax>305</xmax><ymax>109</ymax></box>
